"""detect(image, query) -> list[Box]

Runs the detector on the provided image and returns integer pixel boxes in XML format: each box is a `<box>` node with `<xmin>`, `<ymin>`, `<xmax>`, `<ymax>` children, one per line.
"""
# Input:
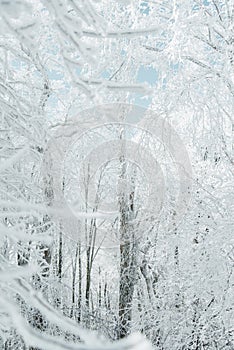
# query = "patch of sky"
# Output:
<box><xmin>127</xmin><ymin>65</ymin><xmax>158</xmax><ymax>112</ymax></box>
<box><xmin>139</xmin><ymin>1</ymin><xmax>150</xmax><ymax>15</ymax></box>
<box><xmin>193</xmin><ymin>0</ymin><xmax>210</xmax><ymax>10</ymax></box>
<box><xmin>47</xmin><ymin>94</ymin><xmax>59</xmax><ymax>108</ymax></box>
<box><xmin>192</xmin><ymin>3</ymin><xmax>200</xmax><ymax>11</ymax></box>
<box><xmin>100</xmin><ymin>64</ymin><xmax>159</xmax><ymax>86</ymax></box>
<box><xmin>148</xmin><ymin>39</ymin><xmax>168</xmax><ymax>52</ymax></box>
<box><xmin>33</xmin><ymin>70</ymin><xmax>43</xmax><ymax>79</ymax></box>
<box><xmin>47</xmin><ymin>69</ymin><xmax>64</xmax><ymax>81</ymax></box>
<box><xmin>11</xmin><ymin>59</ymin><xmax>27</xmax><ymax>70</ymax></box>
<box><xmin>170</xmin><ymin>62</ymin><xmax>180</xmax><ymax>74</ymax></box>
<box><xmin>101</xmin><ymin>70</ymin><xmax>111</xmax><ymax>79</ymax></box>
<box><xmin>121</xmin><ymin>49</ymin><xmax>127</xmax><ymax>56</ymax></box>
<box><xmin>137</xmin><ymin>65</ymin><xmax>158</xmax><ymax>86</ymax></box>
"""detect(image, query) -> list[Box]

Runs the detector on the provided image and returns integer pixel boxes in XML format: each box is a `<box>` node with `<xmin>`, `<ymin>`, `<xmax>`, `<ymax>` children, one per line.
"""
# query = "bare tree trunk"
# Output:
<box><xmin>118</xmin><ymin>238</ymin><xmax>136</xmax><ymax>339</ymax></box>
<box><xmin>78</xmin><ymin>241</ymin><xmax>82</xmax><ymax>323</ymax></box>
<box><xmin>58</xmin><ymin>230</ymin><xmax>63</xmax><ymax>280</ymax></box>
<box><xmin>85</xmin><ymin>221</ymin><xmax>96</xmax><ymax>327</ymax></box>
<box><xmin>70</xmin><ymin>241</ymin><xmax>79</xmax><ymax>319</ymax></box>
<box><xmin>98</xmin><ymin>267</ymin><xmax>102</xmax><ymax>308</ymax></box>
<box><xmin>118</xmin><ymin>129</ymin><xmax>137</xmax><ymax>339</ymax></box>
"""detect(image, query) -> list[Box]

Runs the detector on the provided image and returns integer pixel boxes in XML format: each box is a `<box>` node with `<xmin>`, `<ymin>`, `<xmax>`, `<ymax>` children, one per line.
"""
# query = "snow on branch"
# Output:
<box><xmin>1</xmin><ymin>280</ymin><xmax>152</xmax><ymax>350</ymax></box>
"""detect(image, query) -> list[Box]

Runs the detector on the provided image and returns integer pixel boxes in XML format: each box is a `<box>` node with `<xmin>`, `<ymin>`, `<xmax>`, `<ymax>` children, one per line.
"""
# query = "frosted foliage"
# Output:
<box><xmin>0</xmin><ymin>1</ymin><xmax>233</xmax><ymax>350</ymax></box>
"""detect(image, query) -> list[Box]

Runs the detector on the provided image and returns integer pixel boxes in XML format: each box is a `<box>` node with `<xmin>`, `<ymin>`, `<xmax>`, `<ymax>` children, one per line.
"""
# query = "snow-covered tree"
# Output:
<box><xmin>0</xmin><ymin>1</ymin><xmax>233</xmax><ymax>350</ymax></box>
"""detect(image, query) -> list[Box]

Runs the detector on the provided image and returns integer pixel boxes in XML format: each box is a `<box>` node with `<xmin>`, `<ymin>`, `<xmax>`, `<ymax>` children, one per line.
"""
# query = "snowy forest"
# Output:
<box><xmin>0</xmin><ymin>0</ymin><xmax>233</xmax><ymax>349</ymax></box>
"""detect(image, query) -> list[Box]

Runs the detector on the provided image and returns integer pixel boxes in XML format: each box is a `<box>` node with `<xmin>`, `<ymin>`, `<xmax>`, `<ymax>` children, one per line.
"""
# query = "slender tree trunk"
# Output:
<box><xmin>58</xmin><ymin>230</ymin><xmax>63</xmax><ymax>280</ymax></box>
<box><xmin>70</xmin><ymin>242</ymin><xmax>79</xmax><ymax>319</ymax></box>
<box><xmin>78</xmin><ymin>241</ymin><xmax>82</xmax><ymax>323</ymax></box>
<box><xmin>118</xmin><ymin>129</ymin><xmax>137</xmax><ymax>339</ymax></box>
